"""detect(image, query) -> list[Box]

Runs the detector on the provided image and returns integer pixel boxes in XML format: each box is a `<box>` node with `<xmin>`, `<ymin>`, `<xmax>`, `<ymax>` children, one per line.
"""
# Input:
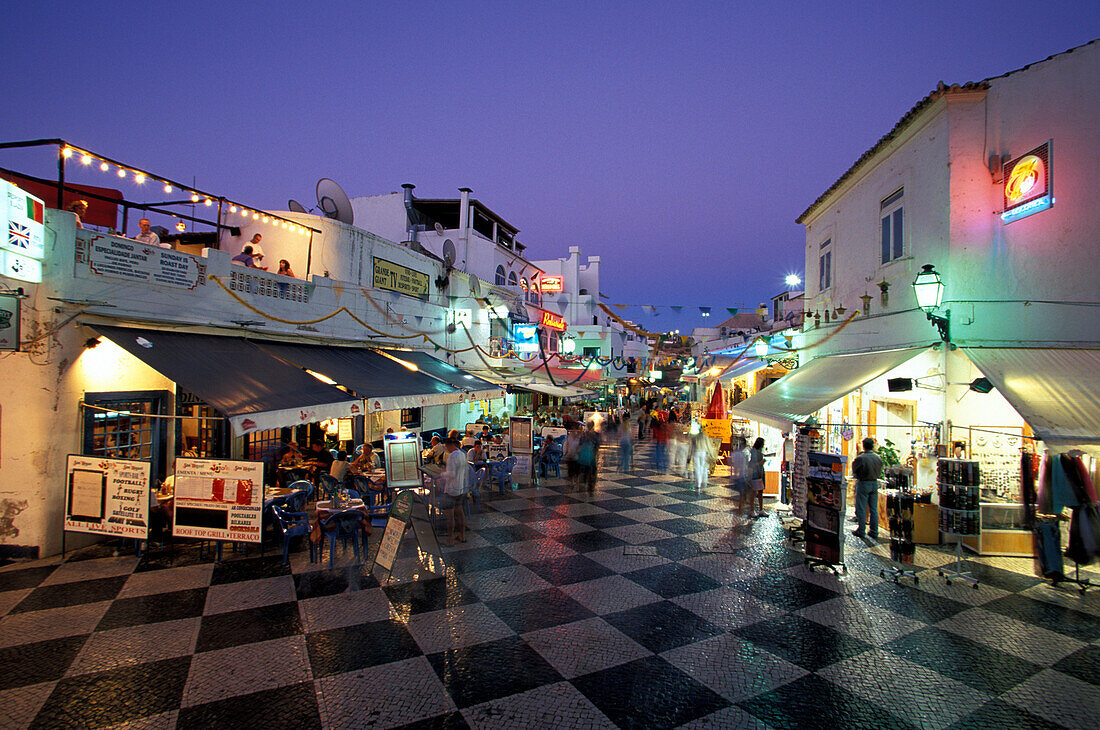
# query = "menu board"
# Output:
<box><xmin>87</xmin><ymin>234</ymin><xmax>203</xmax><ymax>289</ymax></box>
<box><xmin>510</xmin><ymin>416</ymin><xmax>533</xmax><ymax>454</ymax></box>
<box><xmin>64</xmin><ymin>455</ymin><xmax>150</xmax><ymax>539</ymax></box>
<box><xmin>486</xmin><ymin>443</ymin><xmax>508</xmax><ymax>461</ymax></box>
<box><xmin>804</xmin><ymin>451</ymin><xmax>847</xmax><ymax>565</ymax></box>
<box><xmin>541</xmin><ymin>426</ymin><xmax>567</xmax><ymax>440</ymax></box>
<box><xmin>172</xmin><ymin>458</ymin><xmax>263</xmax><ymax>542</ymax></box>
<box><xmin>384</xmin><ymin>432</ymin><xmax>423</xmax><ymax>488</ymax></box>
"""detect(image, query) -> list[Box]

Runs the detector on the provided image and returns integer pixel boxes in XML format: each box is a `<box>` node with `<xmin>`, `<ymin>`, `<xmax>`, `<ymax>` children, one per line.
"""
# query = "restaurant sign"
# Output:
<box><xmin>540</xmin><ymin>311</ymin><xmax>567</xmax><ymax>332</ymax></box>
<box><xmin>64</xmin><ymin>455</ymin><xmax>150</xmax><ymax>539</ymax></box>
<box><xmin>172</xmin><ymin>457</ymin><xmax>264</xmax><ymax>543</ymax></box>
<box><xmin>86</xmin><ymin>234</ymin><xmax>203</xmax><ymax>289</ymax></box>
<box><xmin>540</xmin><ymin>275</ymin><xmax>564</xmax><ymax>292</ymax></box>
<box><xmin>373</xmin><ymin>257</ymin><xmax>430</xmax><ymax>300</ymax></box>
<box><xmin>0</xmin><ymin>293</ymin><xmax>19</xmax><ymax>351</ymax></box>
<box><xmin>1002</xmin><ymin>140</ymin><xmax>1053</xmax><ymax>224</ymax></box>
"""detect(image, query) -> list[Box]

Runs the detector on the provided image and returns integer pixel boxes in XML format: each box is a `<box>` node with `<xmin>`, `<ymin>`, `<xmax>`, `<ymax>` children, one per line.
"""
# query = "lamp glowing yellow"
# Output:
<box><xmin>229</xmin><ymin>205</ymin><xmax>238</xmax><ymax>213</ymax></box>
<box><xmin>190</xmin><ymin>194</ymin><xmax>200</xmax><ymax>203</ymax></box>
<box><xmin>134</xmin><ymin>173</ymin><xmax>145</xmax><ymax>184</ymax></box>
<box><xmin>100</xmin><ymin>162</ymin><xmax>109</xmax><ymax>172</ymax></box>
<box><xmin>707</xmin><ymin>367</ymin><xmax>721</xmax><ymax>376</ymax></box>
<box><xmin>204</xmin><ymin>199</ymin><xmax>212</xmax><ymax>206</ymax></box>
<box><xmin>117</xmin><ymin>169</ymin><xmax>126</xmax><ymax>178</ymax></box>
<box><xmin>306</xmin><ymin>369</ymin><xmax>338</xmax><ymax>385</ymax></box>
<box><xmin>252</xmin><ymin>212</ymin><xmax>259</xmax><ymax>219</ymax></box>
<box><xmin>262</xmin><ymin>215</ymin><xmax>269</xmax><ymax>223</ymax></box>
<box><xmin>164</xmin><ymin>184</ymin><xmax>172</xmax><ymax>193</ymax></box>
<box><xmin>82</xmin><ymin>155</ymin><xmax>93</xmax><ymax>165</ymax></box>
<box><xmin>61</xmin><ymin>148</ymin><xmax>73</xmax><ymax>158</ymax></box>
<box><xmin>378</xmin><ymin>350</ymin><xmax>419</xmax><ymax>372</ymax></box>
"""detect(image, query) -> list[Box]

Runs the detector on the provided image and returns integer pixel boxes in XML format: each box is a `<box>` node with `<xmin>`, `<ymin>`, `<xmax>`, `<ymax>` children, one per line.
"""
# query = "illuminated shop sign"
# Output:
<box><xmin>1</xmin><ymin>180</ymin><xmax>45</xmax><ymax>283</ymax></box>
<box><xmin>1002</xmin><ymin>141</ymin><xmax>1052</xmax><ymax>224</ymax></box>
<box><xmin>513</xmin><ymin>323</ymin><xmax>539</xmax><ymax>353</ymax></box>
<box><xmin>540</xmin><ymin>311</ymin><xmax>567</xmax><ymax>331</ymax></box>
<box><xmin>541</xmin><ymin>275</ymin><xmax>564</xmax><ymax>292</ymax></box>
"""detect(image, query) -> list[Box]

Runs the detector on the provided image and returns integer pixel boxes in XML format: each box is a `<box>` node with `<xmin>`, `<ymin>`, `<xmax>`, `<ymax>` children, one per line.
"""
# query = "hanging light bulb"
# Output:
<box><xmin>229</xmin><ymin>205</ymin><xmax>238</xmax><ymax>213</ymax></box>
<box><xmin>61</xmin><ymin>147</ymin><xmax>73</xmax><ymax>158</ymax></box>
<box><xmin>100</xmin><ymin>162</ymin><xmax>109</xmax><ymax>172</ymax></box>
<box><xmin>252</xmin><ymin>212</ymin><xmax>259</xmax><ymax>219</ymax></box>
<box><xmin>190</xmin><ymin>193</ymin><xmax>200</xmax><ymax>203</ymax></box>
<box><xmin>117</xmin><ymin>169</ymin><xmax>126</xmax><ymax>178</ymax></box>
<box><xmin>81</xmin><ymin>154</ymin><xmax>93</xmax><ymax>165</ymax></box>
<box><xmin>204</xmin><ymin>198</ymin><xmax>212</xmax><ymax>207</ymax></box>
<box><xmin>176</xmin><ymin>220</ymin><xmax>186</xmax><ymax>232</ymax></box>
<box><xmin>261</xmin><ymin>215</ymin><xmax>269</xmax><ymax>223</ymax></box>
<box><xmin>134</xmin><ymin>173</ymin><xmax>145</xmax><ymax>184</ymax></box>
<box><xmin>241</xmin><ymin>209</ymin><xmax>250</xmax><ymax>217</ymax></box>
<box><xmin>163</xmin><ymin>183</ymin><xmax>172</xmax><ymax>193</ymax></box>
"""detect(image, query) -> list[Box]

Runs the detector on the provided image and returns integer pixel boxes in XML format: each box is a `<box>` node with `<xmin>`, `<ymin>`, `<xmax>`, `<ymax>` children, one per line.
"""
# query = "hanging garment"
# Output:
<box><xmin>1067</xmin><ymin>455</ymin><xmax>1098</xmax><ymax>504</ymax></box>
<box><xmin>1034</xmin><ymin>520</ymin><xmax>1065</xmax><ymax>579</ymax></box>
<box><xmin>1051</xmin><ymin>455</ymin><xmax>1080</xmax><ymax>513</ymax></box>
<box><xmin>1022</xmin><ymin>452</ymin><xmax>1037</xmax><ymax>529</ymax></box>
<box><xmin>1037</xmin><ymin>452</ymin><xmax>1053</xmax><ymax>514</ymax></box>
<box><xmin>1065</xmin><ymin>503</ymin><xmax>1100</xmax><ymax>566</ymax></box>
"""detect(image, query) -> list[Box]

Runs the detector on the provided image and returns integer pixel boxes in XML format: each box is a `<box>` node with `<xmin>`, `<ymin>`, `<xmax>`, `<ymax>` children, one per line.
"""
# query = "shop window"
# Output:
<box><xmin>583</xmin><ymin>346</ymin><xmax>601</xmax><ymax>358</ymax></box>
<box><xmin>401</xmin><ymin>407</ymin><xmax>421</xmax><ymax>429</ymax></box>
<box><xmin>246</xmin><ymin>428</ymin><xmax>285</xmax><ymax>461</ymax></box>
<box><xmin>818</xmin><ymin>239</ymin><xmax>832</xmax><ymax>291</ymax></box>
<box><xmin>880</xmin><ymin>188</ymin><xmax>904</xmax><ymax>263</ymax></box>
<box><xmin>495</xmin><ymin>265</ymin><xmax>506</xmax><ymax>285</ymax></box>
<box><xmin>82</xmin><ymin>391</ymin><xmax>169</xmax><ymax>482</ymax></box>
<box><xmin>177</xmin><ymin>389</ymin><xmax>228</xmax><ymax>458</ymax></box>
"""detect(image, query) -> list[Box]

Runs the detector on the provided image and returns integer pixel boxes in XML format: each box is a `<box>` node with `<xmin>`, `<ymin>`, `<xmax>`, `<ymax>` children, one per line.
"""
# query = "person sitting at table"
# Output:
<box><xmin>301</xmin><ymin>439</ymin><xmax>334</xmax><ymax>481</ymax></box>
<box><xmin>135</xmin><ymin>218</ymin><xmax>167</xmax><ymax>247</ymax></box>
<box><xmin>461</xmin><ymin>429</ymin><xmax>476</xmax><ymax>448</ymax></box>
<box><xmin>480</xmin><ymin>425</ymin><xmax>492</xmax><ymax>442</ymax></box>
<box><xmin>277</xmin><ymin>259</ymin><xmax>296</xmax><ymax>278</ymax></box>
<box><xmin>424</xmin><ymin>435</ymin><xmax>446</xmax><ymax>466</ymax></box>
<box><xmin>232</xmin><ymin>245</ymin><xmax>261</xmax><ymax>268</ymax></box>
<box><xmin>349</xmin><ymin>445</ymin><xmax>375</xmax><ymax>475</ymax></box>
<box><xmin>439</xmin><ymin>438</ymin><xmax>470</xmax><ymax>546</ymax></box>
<box><xmin>330</xmin><ymin>450</ymin><xmax>350</xmax><ymax>484</ymax></box>
<box><xmin>280</xmin><ymin>447</ymin><xmax>302</xmax><ymax>467</ymax></box>
<box><xmin>467</xmin><ymin>440</ymin><xmax>485</xmax><ymax>464</ymax></box>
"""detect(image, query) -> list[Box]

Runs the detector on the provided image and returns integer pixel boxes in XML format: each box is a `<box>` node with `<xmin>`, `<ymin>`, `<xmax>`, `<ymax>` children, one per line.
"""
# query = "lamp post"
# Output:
<box><xmin>912</xmin><ymin>264</ymin><xmax>950</xmax><ymax>342</ymax></box>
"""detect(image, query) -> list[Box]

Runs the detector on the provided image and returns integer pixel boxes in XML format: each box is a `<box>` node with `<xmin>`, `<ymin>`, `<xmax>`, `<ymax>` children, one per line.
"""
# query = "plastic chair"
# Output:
<box><xmin>491</xmin><ymin>456</ymin><xmax>517</xmax><ymax>496</ymax></box>
<box><xmin>318</xmin><ymin>474</ymin><xmax>342</xmax><ymax>501</ymax></box>
<box><xmin>270</xmin><ymin>504</ymin><xmax>314</xmax><ymax>566</ymax></box>
<box><xmin>353</xmin><ymin>475</ymin><xmax>393</xmax><ymax>528</ymax></box>
<box><xmin>329</xmin><ymin>448</ymin><xmax>339</xmax><ymax>460</ymax></box>
<box><xmin>465</xmin><ymin>466</ymin><xmax>488</xmax><ymax>517</ymax></box>
<box><xmin>544</xmin><ymin>448</ymin><xmax>562</xmax><ymax>478</ymax></box>
<box><xmin>318</xmin><ymin>509</ymin><xmax>368</xmax><ymax>568</ymax></box>
<box><xmin>354</xmin><ymin>444</ymin><xmax>364</xmax><ymax>456</ymax></box>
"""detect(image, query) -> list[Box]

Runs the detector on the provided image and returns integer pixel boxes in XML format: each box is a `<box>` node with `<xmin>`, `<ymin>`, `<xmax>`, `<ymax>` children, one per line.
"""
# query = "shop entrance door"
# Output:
<box><xmin>873</xmin><ymin>399</ymin><xmax>914</xmax><ymax>455</ymax></box>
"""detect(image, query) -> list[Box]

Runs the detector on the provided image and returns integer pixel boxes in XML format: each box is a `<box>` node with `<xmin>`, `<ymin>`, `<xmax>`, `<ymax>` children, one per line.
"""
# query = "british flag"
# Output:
<box><xmin>8</xmin><ymin>221</ymin><xmax>31</xmax><ymax>250</ymax></box>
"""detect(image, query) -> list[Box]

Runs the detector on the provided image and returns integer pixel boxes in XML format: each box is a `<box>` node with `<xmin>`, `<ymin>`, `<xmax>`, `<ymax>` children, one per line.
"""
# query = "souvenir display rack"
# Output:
<box><xmin>804</xmin><ymin>450</ymin><xmax>847</xmax><ymax>574</ymax></box>
<box><xmin>881</xmin><ymin>467</ymin><xmax>919</xmax><ymax>585</ymax></box>
<box><xmin>936</xmin><ymin>458</ymin><xmax>981</xmax><ymax>588</ymax></box>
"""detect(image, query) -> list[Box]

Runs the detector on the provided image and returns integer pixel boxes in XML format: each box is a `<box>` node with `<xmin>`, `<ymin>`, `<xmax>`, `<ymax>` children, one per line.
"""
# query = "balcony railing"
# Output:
<box><xmin>228</xmin><ymin>267</ymin><xmax>310</xmax><ymax>302</ymax></box>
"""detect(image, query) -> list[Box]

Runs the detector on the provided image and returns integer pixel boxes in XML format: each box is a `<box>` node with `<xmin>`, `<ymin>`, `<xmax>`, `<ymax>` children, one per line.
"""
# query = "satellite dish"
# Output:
<box><xmin>469</xmin><ymin>277</ymin><xmax>481</xmax><ymax>297</ymax></box>
<box><xmin>288</xmin><ymin>199</ymin><xmax>309</xmax><ymax>214</ymax></box>
<box><xmin>315</xmin><ymin>178</ymin><xmax>354</xmax><ymax>225</ymax></box>
<box><xmin>442</xmin><ymin>239</ymin><xmax>457</xmax><ymax>269</ymax></box>
<box><xmin>434</xmin><ymin>222</ymin><xmax>445</xmax><ymax>235</ymax></box>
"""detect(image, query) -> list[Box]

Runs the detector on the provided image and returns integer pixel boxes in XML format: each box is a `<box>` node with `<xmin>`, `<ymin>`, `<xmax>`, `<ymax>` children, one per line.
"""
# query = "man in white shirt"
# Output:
<box><xmin>440</xmin><ymin>439</ymin><xmax>470</xmax><ymax>545</ymax></box>
<box><xmin>135</xmin><ymin>218</ymin><xmax>166</xmax><ymax>247</ymax></box>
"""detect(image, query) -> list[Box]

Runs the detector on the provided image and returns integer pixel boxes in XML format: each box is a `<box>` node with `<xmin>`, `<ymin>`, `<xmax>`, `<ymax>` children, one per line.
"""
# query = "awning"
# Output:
<box><xmin>252</xmin><ymin>341</ymin><xmax>462</xmax><ymax>412</ymax></box>
<box><xmin>963</xmin><ymin>347</ymin><xmax>1100</xmax><ymax>457</ymax></box>
<box><xmin>731</xmin><ymin>347</ymin><xmax>927</xmax><ymax>430</ymax></box>
<box><xmin>92</xmin><ymin>325</ymin><xmax>361</xmax><ymax>436</ymax></box>
<box><xmin>376</xmin><ymin>349</ymin><xmax>506</xmax><ymax>401</ymax></box>
<box><xmin>515</xmin><ymin>379</ymin><xmax>592</xmax><ymax>401</ymax></box>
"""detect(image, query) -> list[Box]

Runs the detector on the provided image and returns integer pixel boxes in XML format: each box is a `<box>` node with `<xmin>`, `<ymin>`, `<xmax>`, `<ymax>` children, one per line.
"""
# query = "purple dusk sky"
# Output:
<box><xmin>3</xmin><ymin>2</ymin><xmax>1096</xmax><ymax>332</ymax></box>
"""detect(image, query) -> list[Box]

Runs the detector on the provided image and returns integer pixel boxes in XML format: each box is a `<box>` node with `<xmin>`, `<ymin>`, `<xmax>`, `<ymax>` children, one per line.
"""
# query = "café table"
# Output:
<box><xmin>263</xmin><ymin>487</ymin><xmax>294</xmax><ymax>509</ymax></box>
<box><xmin>309</xmin><ymin>499</ymin><xmax>371</xmax><ymax>543</ymax></box>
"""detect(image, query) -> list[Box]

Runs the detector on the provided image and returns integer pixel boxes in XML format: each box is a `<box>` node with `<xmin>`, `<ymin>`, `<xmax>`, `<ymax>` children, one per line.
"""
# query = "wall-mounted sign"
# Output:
<box><xmin>86</xmin><ymin>233</ymin><xmax>202</xmax><ymax>289</ymax></box>
<box><xmin>373</xmin><ymin>257</ymin><xmax>430</xmax><ymax>299</ymax></box>
<box><xmin>384</xmin><ymin>431</ymin><xmax>423</xmax><ymax>488</ymax></box>
<box><xmin>514</xmin><ymin>322</ymin><xmax>539</xmax><ymax>353</ymax></box>
<box><xmin>540</xmin><ymin>275</ymin><xmax>563</xmax><ymax>293</ymax></box>
<box><xmin>0</xmin><ymin>293</ymin><xmax>19</xmax><ymax>350</ymax></box>
<box><xmin>172</xmin><ymin>457</ymin><xmax>264</xmax><ymax>542</ymax></box>
<box><xmin>2</xmin><ymin>180</ymin><xmax>45</xmax><ymax>261</ymax></box>
<box><xmin>64</xmin><ymin>455</ymin><xmax>150</xmax><ymax>539</ymax></box>
<box><xmin>541</xmin><ymin>311</ymin><xmax>567</xmax><ymax>332</ymax></box>
<box><xmin>1002</xmin><ymin>140</ymin><xmax>1052</xmax><ymax>224</ymax></box>
<box><xmin>0</xmin><ymin>250</ymin><xmax>42</xmax><ymax>283</ymax></box>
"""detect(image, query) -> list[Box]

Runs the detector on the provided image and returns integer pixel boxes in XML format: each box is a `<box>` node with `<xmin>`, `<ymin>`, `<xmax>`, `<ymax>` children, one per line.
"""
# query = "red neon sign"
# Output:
<box><xmin>541</xmin><ymin>275</ymin><xmax>564</xmax><ymax>292</ymax></box>
<box><xmin>540</xmin><ymin>311</ymin><xmax>567</xmax><ymax>331</ymax></box>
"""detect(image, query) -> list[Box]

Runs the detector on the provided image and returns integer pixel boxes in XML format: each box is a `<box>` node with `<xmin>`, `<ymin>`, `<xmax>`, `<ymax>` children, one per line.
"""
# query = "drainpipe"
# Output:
<box><xmin>458</xmin><ymin>187</ymin><xmax>471</xmax><ymax>270</ymax></box>
<box><xmin>402</xmin><ymin>183</ymin><xmax>417</xmax><ymax>246</ymax></box>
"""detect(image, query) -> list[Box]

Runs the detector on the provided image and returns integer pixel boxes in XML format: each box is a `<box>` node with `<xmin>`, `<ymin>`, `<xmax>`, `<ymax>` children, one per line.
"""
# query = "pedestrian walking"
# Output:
<box><xmin>618</xmin><ymin>415</ymin><xmax>634</xmax><ymax>472</ymax></box>
<box><xmin>689</xmin><ymin>422</ymin><xmax>717</xmax><ymax>492</ymax></box>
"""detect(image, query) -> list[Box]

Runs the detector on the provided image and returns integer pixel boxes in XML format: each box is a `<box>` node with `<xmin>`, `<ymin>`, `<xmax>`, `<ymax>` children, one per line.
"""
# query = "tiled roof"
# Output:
<box><xmin>795</xmin><ymin>38</ymin><xmax>1099</xmax><ymax>225</ymax></box>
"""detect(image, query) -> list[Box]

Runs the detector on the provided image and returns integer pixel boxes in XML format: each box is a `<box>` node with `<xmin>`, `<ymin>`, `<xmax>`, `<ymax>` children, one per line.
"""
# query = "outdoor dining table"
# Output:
<box><xmin>309</xmin><ymin>499</ymin><xmax>372</xmax><ymax>543</ymax></box>
<box><xmin>263</xmin><ymin>487</ymin><xmax>294</xmax><ymax>509</ymax></box>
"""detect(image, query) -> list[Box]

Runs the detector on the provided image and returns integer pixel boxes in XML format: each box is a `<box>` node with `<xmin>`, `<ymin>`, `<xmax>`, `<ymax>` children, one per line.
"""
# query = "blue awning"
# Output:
<box><xmin>376</xmin><ymin>349</ymin><xmax>506</xmax><ymax>401</ymax></box>
<box><xmin>92</xmin><ymin>325</ymin><xmax>361</xmax><ymax>435</ymax></box>
<box><xmin>251</xmin><ymin>341</ymin><xmax>463</xmax><ymax>412</ymax></box>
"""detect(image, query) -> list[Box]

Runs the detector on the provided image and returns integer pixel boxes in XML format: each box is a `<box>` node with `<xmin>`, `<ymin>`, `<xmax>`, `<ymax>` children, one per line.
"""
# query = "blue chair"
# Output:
<box><xmin>544</xmin><ymin>448</ymin><xmax>562</xmax><ymax>478</ymax></box>
<box><xmin>270</xmin><ymin>504</ymin><xmax>315</xmax><ymax>566</ymax></box>
<box><xmin>354</xmin><ymin>444</ymin><xmax>364</xmax><ymax>456</ymax></box>
<box><xmin>318</xmin><ymin>474</ymin><xmax>342</xmax><ymax>501</ymax></box>
<box><xmin>491</xmin><ymin>456</ymin><xmax>517</xmax><ymax>496</ymax></box>
<box><xmin>318</xmin><ymin>510</ymin><xmax>368</xmax><ymax>568</ymax></box>
<box><xmin>354</xmin><ymin>475</ymin><xmax>394</xmax><ymax>527</ymax></box>
<box><xmin>465</xmin><ymin>466</ymin><xmax>488</xmax><ymax>517</ymax></box>
<box><xmin>284</xmin><ymin>482</ymin><xmax>312</xmax><ymax>513</ymax></box>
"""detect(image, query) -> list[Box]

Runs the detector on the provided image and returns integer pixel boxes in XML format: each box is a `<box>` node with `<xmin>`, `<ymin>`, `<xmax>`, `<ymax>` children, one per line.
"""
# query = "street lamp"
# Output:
<box><xmin>912</xmin><ymin>264</ymin><xmax>950</xmax><ymax>342</ymax></box>
<box><xmin>785</xmin><ymin>273</ymin><xmax>802</xmax><ymax>289</ymax></box>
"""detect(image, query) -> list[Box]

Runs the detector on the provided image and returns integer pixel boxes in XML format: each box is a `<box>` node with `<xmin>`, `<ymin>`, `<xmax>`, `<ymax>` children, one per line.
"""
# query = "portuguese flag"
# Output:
<box><xmin>25</xmin><ymin>196</ymin><xmax>44</xmax><ymax>224</ymax></box>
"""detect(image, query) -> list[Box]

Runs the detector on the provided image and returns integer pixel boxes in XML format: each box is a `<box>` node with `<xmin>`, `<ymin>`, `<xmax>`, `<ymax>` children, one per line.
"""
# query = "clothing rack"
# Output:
<box><xmin>1035</xmin><ymin>512</ymin><xmax>1092</xmax><ymax>593</ymax></box>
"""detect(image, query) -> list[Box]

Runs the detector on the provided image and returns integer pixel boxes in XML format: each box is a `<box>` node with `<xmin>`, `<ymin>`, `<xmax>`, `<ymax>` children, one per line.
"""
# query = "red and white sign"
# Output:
<box><xmin>541</xmin><ymin>311</ymin><xmax>567</xmax><ymax>332</ymax></box>
<box><xmin>540</xmin><ymin>275</ymin><xmax>563</xmax><ymax>292</ymax></box>
<box><xmin>172</xmin><ymin>458</ymin><xmax>264</xmax><ymax>542</ymax></box>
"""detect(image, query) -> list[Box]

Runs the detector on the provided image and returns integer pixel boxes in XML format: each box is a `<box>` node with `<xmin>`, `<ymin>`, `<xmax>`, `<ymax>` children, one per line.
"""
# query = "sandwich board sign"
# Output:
<box><xmin>372</xmin><ymin>489</ymin><xmax>445</xmax><ymax>580</ymax></box>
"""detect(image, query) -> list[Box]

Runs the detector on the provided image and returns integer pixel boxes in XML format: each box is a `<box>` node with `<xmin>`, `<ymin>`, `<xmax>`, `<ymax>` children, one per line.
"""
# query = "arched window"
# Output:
<box><xmin>508</xmin><ymin>271</ymin><xmax>517</xmax><ymax>287</ymax></box>
<box><xmin>527</xmin><ymin>281</ymin><xmax>539</xmax><ymax>305</ymax></box>
<box><xmin>495</xmin><ymin>265</ymin><xmax>506</xmax><ymax>286</ymax></box>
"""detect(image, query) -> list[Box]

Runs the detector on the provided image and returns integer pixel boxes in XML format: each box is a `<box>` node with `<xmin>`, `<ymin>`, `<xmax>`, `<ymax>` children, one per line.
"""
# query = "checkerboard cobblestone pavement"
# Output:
<box><xmin>2</xmin><ymin>442</ymin><xmax>1098</xmax><ymax>729</ymax></box>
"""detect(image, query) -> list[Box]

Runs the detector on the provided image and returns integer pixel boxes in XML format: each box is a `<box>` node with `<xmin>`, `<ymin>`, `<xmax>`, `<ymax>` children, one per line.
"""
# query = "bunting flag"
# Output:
<box><xmin>670</xmin><ymin>306</ymin><xmax>682</xmax><ymax>313</ymax></box>
<box><xmin>413</xmin><ymin>316</ymin><xmax>423</xmax><ymax>325</ymax></box>
<box><xmin>726</xmin><ymin>308</ymin><xmax>738</xmax><ymax>315</ymax></box>
<box><xmin>614</xmin><ymin>304</ymin><xmax>630</xmax><ymax>310</ymax></box>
